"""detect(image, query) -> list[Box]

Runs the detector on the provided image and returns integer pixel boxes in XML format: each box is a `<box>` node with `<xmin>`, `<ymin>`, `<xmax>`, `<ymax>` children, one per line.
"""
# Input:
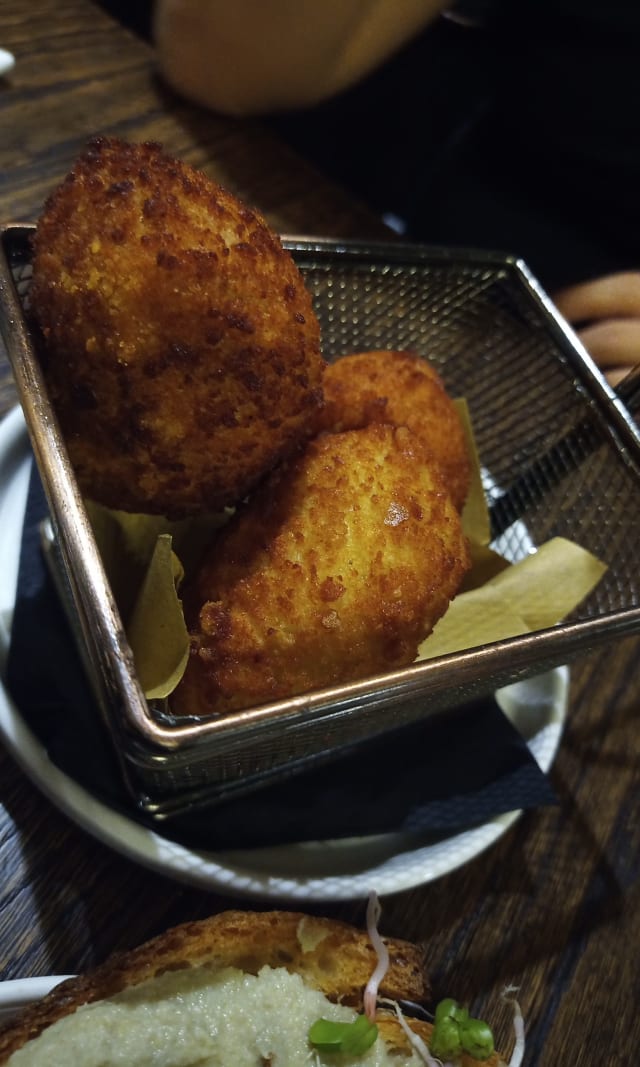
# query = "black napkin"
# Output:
<box><xmin>5</xmin><ymin>464</ymin><xmax>557</xmax><ymax>851</ymax></box>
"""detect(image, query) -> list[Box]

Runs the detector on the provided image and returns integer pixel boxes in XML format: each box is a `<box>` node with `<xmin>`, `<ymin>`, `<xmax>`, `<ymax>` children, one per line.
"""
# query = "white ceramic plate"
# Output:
<box><xmin>0</xmin><ymin>49</ymin><xmax>15</xmax><ymax>78</ymax></box>
<box><xmin>0</xmin><ymin>406</ymin><xmax>567</xmax><ymax>901</ymax></box>
<box><xmin>0</xmin><ymin>977</ymin><xmax>71</xmax><ymax>1025</ymax></box>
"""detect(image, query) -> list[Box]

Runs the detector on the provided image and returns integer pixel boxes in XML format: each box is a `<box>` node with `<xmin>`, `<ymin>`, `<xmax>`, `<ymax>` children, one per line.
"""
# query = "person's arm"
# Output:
<box><xmin>153</xmin><ymin>0</ymin><xmax>446</xmax><ymax>116</ymax></box>
<box><xmin>553</xmin><ymin>273</ymin><xmax>640</xmax><ymax>387</ymax></box>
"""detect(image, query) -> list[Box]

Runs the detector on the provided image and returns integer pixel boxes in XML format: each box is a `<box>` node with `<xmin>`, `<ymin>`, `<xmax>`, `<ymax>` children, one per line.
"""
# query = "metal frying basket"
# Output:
<box><xmin>2</xmin><ymin>225</ymin><xmax>640</xmax><ymax>817</ymax></box>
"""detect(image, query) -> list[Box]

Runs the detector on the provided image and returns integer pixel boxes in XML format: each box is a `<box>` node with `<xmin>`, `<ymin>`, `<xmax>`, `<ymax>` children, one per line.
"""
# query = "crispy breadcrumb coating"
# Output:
<box><xmin>172</xmin><ymin>423</ymin><xmax>470</xmax><ymax>716</ymax></box>
<box><xmin>30</xmin><ymin>136</ymin><xmax>325</xmax><ymax>516</ymax></box>
<box><xmin>318</xmin><ymin>349</ymin><xmax>471</xmax><ymax>509</ymax></box>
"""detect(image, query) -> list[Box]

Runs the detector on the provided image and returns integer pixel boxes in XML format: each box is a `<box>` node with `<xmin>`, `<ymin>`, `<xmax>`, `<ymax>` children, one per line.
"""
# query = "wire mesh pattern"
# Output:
<box><xmin>292</xmin><ymin>243</ymin><xmax>640</xmax><ymax>611</ymax></box>
<box><xmin>2</xmin><ymin>229</ymin><xmax>640</xmax><ymax>813</ymax></box>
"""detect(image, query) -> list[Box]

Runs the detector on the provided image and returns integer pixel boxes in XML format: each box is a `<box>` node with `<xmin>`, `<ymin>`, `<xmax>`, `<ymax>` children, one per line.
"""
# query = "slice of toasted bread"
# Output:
<box><xmin>0</xmin><ymin>910</ymin><xmax>501</xmax><ymax>1065</ymax></box>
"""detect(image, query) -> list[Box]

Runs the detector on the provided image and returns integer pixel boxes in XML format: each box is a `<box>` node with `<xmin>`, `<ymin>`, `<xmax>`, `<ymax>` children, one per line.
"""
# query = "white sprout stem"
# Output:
<box><xmin>388</xmin><ymin>999</ymin><xmax>447</xmax><ymax>1067</ymax></box>
<box><xmin>502</xmin><ymin>986</ymin><xmax>526</xmax><ymax>1067</ymax></box>
<box><xmin>363</xmin><ymin>891</ymin><xmax>390</xmax><ymax>1021</ymax></box>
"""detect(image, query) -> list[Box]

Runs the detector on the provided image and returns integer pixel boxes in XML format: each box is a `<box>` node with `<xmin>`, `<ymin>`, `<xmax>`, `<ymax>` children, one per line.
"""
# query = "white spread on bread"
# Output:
<box><xmin>6</xmin><ymin>964</ymin><xmax>423</xmax><ymax>1066</ymax></box>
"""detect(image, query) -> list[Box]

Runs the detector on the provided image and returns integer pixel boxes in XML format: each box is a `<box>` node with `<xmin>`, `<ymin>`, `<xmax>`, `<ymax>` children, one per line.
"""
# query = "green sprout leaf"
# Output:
<box><xmin>309</xmin><ymin>1014</ymin><xmax>379</xmax><ymax>1055</ymax></box>
<box><xmin>434</xmin><ymin>998</ymin><xmax>468</xmax><ymax>1026</ymax></box>
<box><xmin>460</xmin><ymin>1018</ymin><xmax>495</xmax><ymax>1060</ymax></box>
<box><xmin>430</xmin><ymin>1015</ymin><xmax>463</xmax><ymax>1061</ymax></box>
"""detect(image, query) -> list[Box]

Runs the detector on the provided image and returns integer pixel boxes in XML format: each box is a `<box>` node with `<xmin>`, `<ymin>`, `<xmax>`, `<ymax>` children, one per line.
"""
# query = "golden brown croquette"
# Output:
<box><xmin>172</xmin><ymin>422</ymin><xmax>470</xmax><ymax>716</ymax></box>
<box><xmin>318</xmin><ymin>349</ymin><xmax>471</xmax><ymax>510</ymax></box>
<box><xmin>31</xmin><ymin>136</ymin><xmax>325</xmax><ymax>517</ymax></box>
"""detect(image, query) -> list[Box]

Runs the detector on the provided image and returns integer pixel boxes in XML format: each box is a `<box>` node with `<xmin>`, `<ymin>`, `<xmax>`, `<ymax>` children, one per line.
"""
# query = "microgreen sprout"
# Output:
<box><xmin>430</xmin><ymin>998</ymin><xmax>495</xmax><ymax>1062</ymax></box>
<box><xmin>501</xmin><ymin>986</ymin><xmax>525</xmax><ymax>1067</ymax></box>
<box><xmin>308</xmin><ymin>1014</ymin><xmax>379</xmax><ymax>1056</ymax></box>
<box><xmin>364</xmin><ymin>891</ymin><xmax>389</xmax><ymax>1021</ymax></box>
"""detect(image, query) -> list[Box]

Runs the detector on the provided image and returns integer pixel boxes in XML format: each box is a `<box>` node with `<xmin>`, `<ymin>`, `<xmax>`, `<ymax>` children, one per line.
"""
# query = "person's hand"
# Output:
<box><xmin>553</xmin><ymin>273</ymin><xmax>640</xmax><ymax>387</ymax></box>
<box><xmin>153</xmin><ymin>0</ymin><xmax>445</xmax><ymax>117</ymax></box>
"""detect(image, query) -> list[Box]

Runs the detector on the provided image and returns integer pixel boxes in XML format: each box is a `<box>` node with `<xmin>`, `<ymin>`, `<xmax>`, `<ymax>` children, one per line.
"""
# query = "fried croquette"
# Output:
<box><xmin>318</xmin><ymin>349</ymin><xmax>471</xmax><ymax>509</ymax></box>
<box><xmin>172</xmin><ymin>423</ymin><xmax>470</xmax><ymax>716</ymax></box>
<box><xmin>30</xmin><ymin>136</ymin><xmax>325</xmax><ymax>517</ymax></box>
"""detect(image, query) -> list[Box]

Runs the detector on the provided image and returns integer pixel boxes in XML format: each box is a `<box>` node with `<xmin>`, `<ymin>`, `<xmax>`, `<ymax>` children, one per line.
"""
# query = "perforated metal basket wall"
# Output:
<box><xmin>2</xmin><ymin>226</ymin><xmax>640</xmax><ymax>817</ymax></box>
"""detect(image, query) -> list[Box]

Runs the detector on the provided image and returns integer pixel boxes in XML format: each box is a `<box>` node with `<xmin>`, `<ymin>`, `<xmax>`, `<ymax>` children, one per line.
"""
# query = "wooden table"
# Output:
<box><xmin>0</xmin><ymin>3</ymin><xmax>638</xmax><ymax>1064</ymax></box>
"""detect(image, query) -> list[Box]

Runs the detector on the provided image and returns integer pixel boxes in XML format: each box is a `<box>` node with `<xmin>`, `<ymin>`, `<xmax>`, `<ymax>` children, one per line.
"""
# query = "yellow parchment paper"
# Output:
<box><xmin>89</xmin><ymin>404</ymin><xmax>607</xmax><ymax>700</ymax></box>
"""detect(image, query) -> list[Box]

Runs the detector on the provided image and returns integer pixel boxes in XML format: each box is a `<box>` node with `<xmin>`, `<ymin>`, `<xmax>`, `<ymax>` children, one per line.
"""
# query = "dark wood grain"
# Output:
<box><xmin>0</xmin><ymin>3</ymin><xmax>639</xmax><ymax>1065</ymax></box>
